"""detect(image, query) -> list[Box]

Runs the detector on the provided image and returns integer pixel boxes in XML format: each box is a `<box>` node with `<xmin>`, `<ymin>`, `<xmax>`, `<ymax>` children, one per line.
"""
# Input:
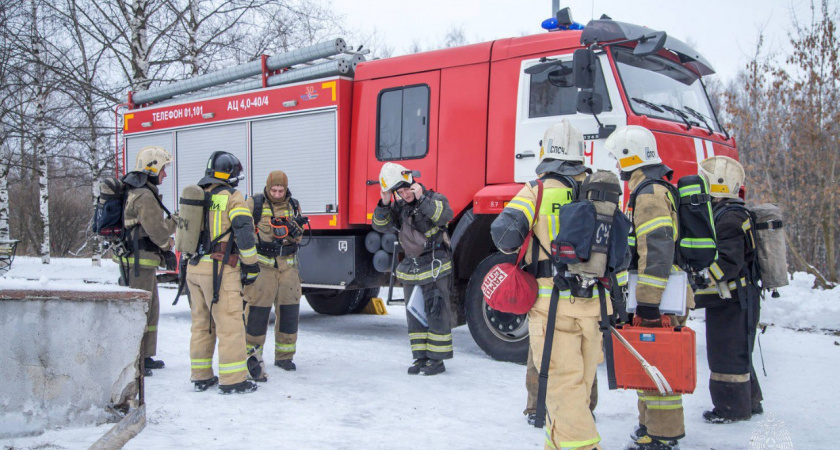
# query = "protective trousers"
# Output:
<box><xmin>244</xmin><ymin>266</ymin><xmax>302</xmax><ymax>361</ymax></box>
<box><xmin>187</xmin><ymin>269</ymin><xmax>248</xmax><ymax>386</ymax></box>
<box><xmin>404</xmin><ymin>275</ymin><xmax>453</xmax><ymax>361</ymax></box>
<box><xmin>705</xmin><ymin>296</ymin><xmax>763</xmax><ymax>420</ymax></box>
<box><xmin>636</xmin><ymin>315</ymin><xmax>687</xmax><ymax>440</ymax></box>
<box><xmin>530</xmin><ymin>287</ymin><xmax>602</xmax><ymax>450</ymax></box>
<box><xmin>126</xmin><ymin>266</ymin><xmax>159</xmax><ymax>359</ymax></box>
<box><xmin>525</xmin><ymin>347</ymin><xmax>598</xmax><ymax>416</ymax></box>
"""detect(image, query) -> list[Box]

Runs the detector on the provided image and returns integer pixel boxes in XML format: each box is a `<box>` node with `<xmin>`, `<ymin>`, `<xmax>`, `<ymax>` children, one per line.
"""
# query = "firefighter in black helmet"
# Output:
<box><xmin>187</xmin><ymin>151</ymin><xmax>261</xmax><ymax>394</ymax></box>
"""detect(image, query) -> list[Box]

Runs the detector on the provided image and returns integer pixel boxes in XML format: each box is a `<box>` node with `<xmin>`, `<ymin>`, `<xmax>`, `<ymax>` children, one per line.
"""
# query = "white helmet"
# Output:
<box><xmin>135</xmin><ymin>146</ymin><xmax>173</xmax><ymax>176</ymax></box>
<box><xmin>699</xmin><ymin>155</ymin><xmax>745</xmax><ymax>199</ymax></box>
<box><xmin>604</xmin><ymin>125</ymin><xmax>661</xmax><ymax>172</ymax></box>
<box><xmin>379</xmin><ymin>162</ymin><xmax>413</xmax><ymax>193</ymax></box>
<box><xmin>539</xmin><ymin>119</ymin><xmax>585</xmax><ymax>163</ymax></box>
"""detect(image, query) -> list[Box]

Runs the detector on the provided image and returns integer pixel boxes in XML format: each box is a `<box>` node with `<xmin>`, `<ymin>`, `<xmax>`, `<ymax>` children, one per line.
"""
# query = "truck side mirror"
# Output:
<box><xmin>576</xmin><ymin>90</ymin><xmax>603</xmax><ymax>115</ymax></box>
<box><xmin>633</xmin><ymin>31</ymin><xmax>667</xmax><ymax>57</ymax></box>
<box><xmin>573</xmin><ymin>49</ymin><xmax>596</xmax><ymax>89</ymax></box>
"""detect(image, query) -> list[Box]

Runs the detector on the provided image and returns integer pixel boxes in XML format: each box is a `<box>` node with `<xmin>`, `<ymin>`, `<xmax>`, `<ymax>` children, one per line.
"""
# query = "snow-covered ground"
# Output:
<box><xmin>1</xmin><ymin>257</ymin><xmax>838</xmax><ymax>449</ymax></box>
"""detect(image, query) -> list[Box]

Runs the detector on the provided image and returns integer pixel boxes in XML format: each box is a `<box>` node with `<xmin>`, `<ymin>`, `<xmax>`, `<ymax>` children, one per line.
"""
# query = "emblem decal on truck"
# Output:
<box><xmin>338</xmin><ymin>240</ymin><xmax>348</xmax><ymax>253</ymax></box>
<box><xmin>301</xmin><ymin>86</ymin><xmax>319</xmax><ymax>101</ymax></box>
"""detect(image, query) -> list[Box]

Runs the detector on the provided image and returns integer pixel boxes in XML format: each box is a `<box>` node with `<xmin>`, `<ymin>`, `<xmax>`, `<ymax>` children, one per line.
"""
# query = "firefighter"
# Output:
<box><xmin>372</xmin><ymin>163</ymin><xmax>454</xmax><ymax>376</ymax></box>
<box><xmin>605</xmin><ymin>125</ymin><xmax>694</xmax><ymax>450</ymax></box>
<box><xmin>695</xmin><ymin>156</ymin><xmax>763</xmax><ymax>423</ymax></box>
<box><xmin>186</xmin><ymin>151</ymin><xmax>261</xmax><ymax>394</ymax></box>
<box><xmin>243</xmin><ymin>170</ymin><xmax>304</xmax><ymax>379</ymax></box>
<box><xmin>119</xmin><ymin>146</ymin><xmax>177</xmax><ymax>377</ymax></box>
<box><xmin>491</xmin><ymin>120</ymin><xmax>602</xmax><ymax>450</ymax></box>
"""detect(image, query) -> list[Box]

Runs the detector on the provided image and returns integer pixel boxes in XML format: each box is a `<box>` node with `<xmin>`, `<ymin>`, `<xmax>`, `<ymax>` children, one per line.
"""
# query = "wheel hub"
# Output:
<box><xmin>482</xmin><ymin>303</ymin><xmax>528</xmax><ymax>343</ymax></box>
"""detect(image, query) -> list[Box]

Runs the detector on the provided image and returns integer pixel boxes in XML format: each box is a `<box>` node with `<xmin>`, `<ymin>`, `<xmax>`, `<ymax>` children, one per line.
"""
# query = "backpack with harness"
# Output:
<box><xmin>171</xmin><ymin>184</ymin><xmax>237</xmax><ymax>307</ymax></box>
<box><xmin>627</xmin><ymin>175</ymin><xmax>717</xmax><ymax>290</ymax></box>
<box><xmin>94</xmin><ymin>175</ymin><xmax>172</xmax><ymax>282</ymax></box>
<box><xmin>712</xmin><ymin>202</ymin><xmax>788</xmax><ymax>298</ymax></box>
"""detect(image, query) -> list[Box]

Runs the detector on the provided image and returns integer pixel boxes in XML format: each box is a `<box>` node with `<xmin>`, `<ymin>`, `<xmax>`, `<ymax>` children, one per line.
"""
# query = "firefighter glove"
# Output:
<box><xmin>635</xmin><ymin>304</ymin><xmax>662</xmax><ymax>323</ymax></box>
<box><xmin>163</xmin><ymin>250</ymin><xmax>178</xmax><ymax>271</ymax></box>
<box><xmin>241</xmin><ymin>262</ymin><xmax>260</xmax><ymax>286</ymax></box>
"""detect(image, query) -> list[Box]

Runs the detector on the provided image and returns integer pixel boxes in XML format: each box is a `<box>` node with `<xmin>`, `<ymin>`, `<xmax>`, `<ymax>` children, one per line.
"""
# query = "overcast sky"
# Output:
<box><xmin>332</xmin><ymin>0</ymin><xmax>816</xmax><ymax>82</ymax></box>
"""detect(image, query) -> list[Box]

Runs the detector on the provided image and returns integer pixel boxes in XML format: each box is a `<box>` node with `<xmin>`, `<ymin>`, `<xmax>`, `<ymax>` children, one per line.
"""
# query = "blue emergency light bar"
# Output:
<box><xmin>542</xmin><ymin>17</ymin><xmax>585</xmax><ymax>31</ymax></box>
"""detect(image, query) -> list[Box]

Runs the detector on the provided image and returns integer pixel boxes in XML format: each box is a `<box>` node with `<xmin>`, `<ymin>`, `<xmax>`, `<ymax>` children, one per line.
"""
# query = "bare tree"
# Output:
<box><xmin>725</xmin><ymin>0</ymin><xmax>840</xmax><ymax>288</ymax></box>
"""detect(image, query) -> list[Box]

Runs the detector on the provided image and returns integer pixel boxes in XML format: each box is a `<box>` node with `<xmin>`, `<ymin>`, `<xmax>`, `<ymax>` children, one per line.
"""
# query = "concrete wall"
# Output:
<box><xmin>0</xmin><ymin>288</ymin><xmax>149</xmax><ymax>439</ymax></box>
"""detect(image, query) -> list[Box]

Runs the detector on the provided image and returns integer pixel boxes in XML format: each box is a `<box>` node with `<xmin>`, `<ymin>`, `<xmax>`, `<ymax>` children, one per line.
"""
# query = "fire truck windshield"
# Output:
<box><xmin>612</xmin><ymin>47</ymin><xmax>721</xmax><ymax>133</ymax></box>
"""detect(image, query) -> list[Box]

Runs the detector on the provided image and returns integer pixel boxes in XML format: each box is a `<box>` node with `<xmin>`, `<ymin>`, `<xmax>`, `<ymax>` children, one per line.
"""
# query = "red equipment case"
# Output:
<box><xmin>612</xmin><ymin>324</ymin><xmax>697</xmax><ymax>394</ymax></box>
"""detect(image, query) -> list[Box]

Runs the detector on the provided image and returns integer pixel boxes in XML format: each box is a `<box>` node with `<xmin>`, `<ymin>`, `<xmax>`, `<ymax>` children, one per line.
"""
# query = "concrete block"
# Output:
<box><xmin>0</xmin><ymin>288</ymin><xmax>150</xmax><ymax>439</ymax></box>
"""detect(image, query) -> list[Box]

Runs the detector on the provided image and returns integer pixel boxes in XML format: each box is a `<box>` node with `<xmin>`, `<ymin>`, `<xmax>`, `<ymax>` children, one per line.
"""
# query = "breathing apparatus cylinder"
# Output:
<box><xmin>175</xmin><ymin>184</ymin><xmax>206</xmax><ymax>255</ymax></box>
<box><xmin>567</xmin><ymin>170</ymin><xmax>623</xmax><ymax>281</ymax></box>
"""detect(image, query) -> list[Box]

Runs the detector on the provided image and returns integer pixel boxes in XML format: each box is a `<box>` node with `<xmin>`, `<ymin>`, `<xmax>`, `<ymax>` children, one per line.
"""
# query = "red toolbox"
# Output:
<box><xmin>612</xmin><ymin>323</ymin><xmax>697</xmax><ymax>394</ymax></box>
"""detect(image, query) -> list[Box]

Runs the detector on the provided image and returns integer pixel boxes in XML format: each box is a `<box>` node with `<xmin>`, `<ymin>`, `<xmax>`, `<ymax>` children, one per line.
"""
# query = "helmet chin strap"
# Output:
<box><xmin>619</xmin><ymin>170</ymin><xmax>632</xmax><ymax>181</ymax></box>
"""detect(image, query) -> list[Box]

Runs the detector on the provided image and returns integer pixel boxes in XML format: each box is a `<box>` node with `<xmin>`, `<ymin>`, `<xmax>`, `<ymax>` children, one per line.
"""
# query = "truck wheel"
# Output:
<box><xmin>305</xmin><ymin>288</ymin><xmax>375</xmax><ymax>316</ymax></box>
<box><xmin>465</xmin><ymin>252</ymin><xmax>530</xmax><ymax>364</ymax></box>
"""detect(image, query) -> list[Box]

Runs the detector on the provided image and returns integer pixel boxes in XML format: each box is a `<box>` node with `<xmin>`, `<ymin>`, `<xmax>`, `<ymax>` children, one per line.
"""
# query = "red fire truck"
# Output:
<box><xmin>117</xmin><ymin>13</ymin><xmax>735</xmax><ymax>363</ymax></box>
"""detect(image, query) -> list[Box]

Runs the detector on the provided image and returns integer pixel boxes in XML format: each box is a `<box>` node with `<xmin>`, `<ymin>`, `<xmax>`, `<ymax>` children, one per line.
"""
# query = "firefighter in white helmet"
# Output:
<box><xmin>117</xmin><ymin>146</ymin><xmax>177</xmax><ymax>376</ymax></box>
<box><xmin>605</xmin><ymin>125</ymin><xmax>693</xmax><ymax>450</ymax></box>
<box><xmin>491</xmin><ymin>120</ymin><xmax>606</xmax><ymax>450</ymax></box>
<box><xmin>695</xmin><ymin>156</ymin><xmax>764</xmax><ymax>424</ymax></box>
<box><xmin>372</xmin><ymin>162</ymin><xmax>455</xmax><ymax>376</ymax></box>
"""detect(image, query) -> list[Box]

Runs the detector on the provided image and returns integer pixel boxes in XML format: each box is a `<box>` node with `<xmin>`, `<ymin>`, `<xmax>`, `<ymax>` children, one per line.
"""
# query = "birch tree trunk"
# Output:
<box><xmin>31</xmin><ymin>0</ymin><xmax>49</xmax><ymax>264</ymax></box>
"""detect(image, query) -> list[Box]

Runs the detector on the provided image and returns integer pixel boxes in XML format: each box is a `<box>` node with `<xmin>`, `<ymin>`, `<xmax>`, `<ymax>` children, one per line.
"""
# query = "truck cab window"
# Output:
<box><xmin>377</xmin><ymin>85</ymin><xmax>430</xmax><ymax>161</ymax></box>
<box><xmin>528</xmin><ymin>60</ymin><xmax>612</xmax><ymax>118</ymax></box>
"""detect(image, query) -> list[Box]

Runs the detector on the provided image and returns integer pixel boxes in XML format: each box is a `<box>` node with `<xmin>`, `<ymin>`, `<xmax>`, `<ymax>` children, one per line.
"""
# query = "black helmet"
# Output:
<box><xmin>199</xmin><ymin>151</ymin><xmax>243</xmax><ymax>187</ymax></box>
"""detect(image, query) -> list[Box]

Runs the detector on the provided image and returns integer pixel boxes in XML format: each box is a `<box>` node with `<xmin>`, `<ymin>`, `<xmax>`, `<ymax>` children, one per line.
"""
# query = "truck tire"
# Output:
<box><xmin>305</xmin><ymin>288</ymin><xmax>375</xmax><ymax>316</ymax></box>
<box><xmin>465</xmin><ymin>252</ymin><xmax>530</xmax><ymax>364</ymax></box>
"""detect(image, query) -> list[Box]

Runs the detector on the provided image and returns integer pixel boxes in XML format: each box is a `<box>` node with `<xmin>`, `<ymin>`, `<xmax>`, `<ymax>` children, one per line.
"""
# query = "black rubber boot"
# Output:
<box><xmin>407</xmin><ymin>358</ymin><xmax>428</xmax><ymax>375</ymax></box>
<box><xmin>632</xmin><ymin>425</ymin><xmax>648</xmax><ymax>440</ymax></box>
<box><xmin>526</xmin><ymin>413</ymin><xmax>537</xmax><ymax>426</ymax></box>
<box><xmin>275</xmin><ymin>360</ymin><xmax>296</xmax><ymax>371</ymax></box>
<box><xmin>219</xmin><ymin>380</ymin><xmax>258</xmax><ymax>394</ymax></box>
<box><xmin>144</xmin><ymin>357</ymin><xmax>165</xmax><ymax>369</ymax></box>
<box><xmin>625</xmin><ymin>435</ymin><xmax>680</xmax><ymax>450</ymax></box>
<box><xmin>702</xmin><ymin>409</ymin><xmax>745</xmax><ymax>424</ymax></box>
<box><xmin>420</xmin><ymin>360</ymin><xmax>445</xmax><ymax>376</ymax></box>
<box><xmin>143</xmin><ymin>367</ymin><xmax>153</xmax><ymax>377</ymax></box>
<box><xmin>193</xmin><ymin>376</ymin><xmax>219</xmax><ymax>392</ymax></box>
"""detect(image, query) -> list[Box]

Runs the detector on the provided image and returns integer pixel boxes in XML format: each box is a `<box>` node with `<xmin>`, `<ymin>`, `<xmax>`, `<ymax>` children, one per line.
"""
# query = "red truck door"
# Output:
<box><xmin>364</xmin><ymin>72</ymin><xmax>440</xmax><ymax>217</ymax></box>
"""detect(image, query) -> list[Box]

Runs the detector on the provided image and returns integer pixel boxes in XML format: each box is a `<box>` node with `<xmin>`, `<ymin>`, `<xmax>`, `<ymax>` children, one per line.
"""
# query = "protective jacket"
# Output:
<box><xmin>120</xmin><ymin>173</ymin><xmax>176</xmax><ymax>269</ymax></box>
<box><xmin>247</xmin><ymin>191</ymin><xmax>303</xmax><ymax>271</ymax></box>
<box><xmin>189</xmin><ymin>182</ymin><xmax>258</xmax><ymax>275</ymax></box>
<box><xmin>372</xmin><ymin>184</ymin><xmax>453</xmax><ymax>284</ymax></box>
<box><xmin>695</xmin><ymin>198</ymin><xmax>757</xmax><ymax>307</ymax></box>
<box><xmin>627</xmin><ymin>165</ymin><xmax>695</xmax><ymax>310</ymax></box>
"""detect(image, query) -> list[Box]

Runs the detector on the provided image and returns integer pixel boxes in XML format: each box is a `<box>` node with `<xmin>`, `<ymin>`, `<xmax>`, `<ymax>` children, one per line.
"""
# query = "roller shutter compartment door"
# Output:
<box><xmin>251</xmin><ymin>111</ymin><xmax>337</xmax><ymax>214</ymax></box>
<box><xmin>125</xmin><ymin>132</ymin><xmax>176</xmax><ymax>212</ymax></box>
<box><xmin>176</xmin><ymin>123</ymin><xmax>248</xmax><ymax>196</ymax></box>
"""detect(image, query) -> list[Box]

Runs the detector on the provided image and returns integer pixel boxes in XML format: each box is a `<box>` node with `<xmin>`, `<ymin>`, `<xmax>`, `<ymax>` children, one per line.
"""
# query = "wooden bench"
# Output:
<box><xmin>0</xmin><ymin>239</ymin><xmax>19</xmax><ymax>275</ymax></box>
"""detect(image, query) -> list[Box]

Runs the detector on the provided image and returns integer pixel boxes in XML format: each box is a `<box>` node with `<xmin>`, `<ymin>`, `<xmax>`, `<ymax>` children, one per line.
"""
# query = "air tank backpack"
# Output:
<box><xmin>713</xmin><ymin>202</ymin><xmax>788</xmax><ymax>297</ymax></box>
<box><xmin>481</xmin><ymin>180</ymin><xmax>544</xmax><ymax>315</ymax></box>
<box><xmin>749</xmin><ymin>203</ymin><xmax>788</xmax><ymax>295</ymax></box>
<box><xmin>628</xmin><ymin>175</ymin><xmax>717</xmax><ymax>290</ymax></box>
<box><xmin>92</xmin><ymin>177</ymin><xmax>129</xmax><ymax>256</ymax></box>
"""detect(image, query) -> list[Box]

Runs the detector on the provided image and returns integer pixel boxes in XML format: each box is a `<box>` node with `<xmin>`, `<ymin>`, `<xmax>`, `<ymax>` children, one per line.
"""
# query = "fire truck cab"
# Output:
<box><xmin>119</xmin><ymin>15</ymin><xmax>734</xmax><ymax>363</ymax></box>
